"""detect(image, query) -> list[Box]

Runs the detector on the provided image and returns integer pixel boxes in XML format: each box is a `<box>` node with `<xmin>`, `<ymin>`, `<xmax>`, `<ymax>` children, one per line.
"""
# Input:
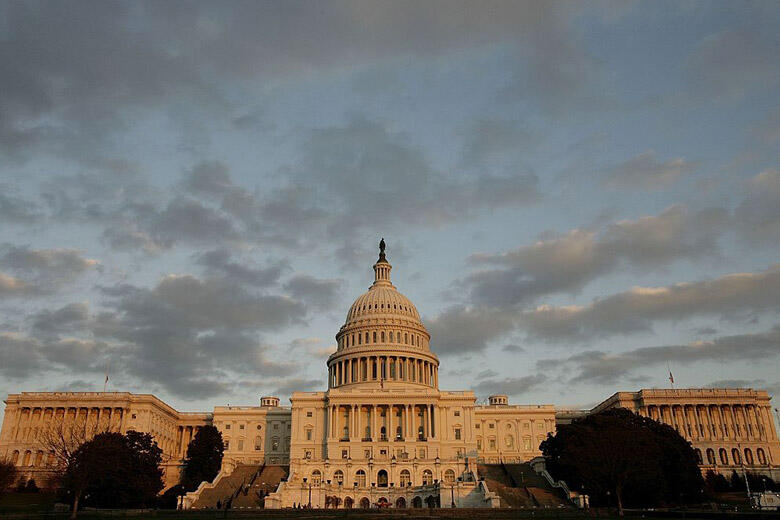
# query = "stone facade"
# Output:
<box><xmin>1</xmin><ymin>244</ymin><xmax>779</xmax><ymax>507</ymax></box>
<box><xmin>586</xmin><ymin>388</ymin><xmax>780</xmax><ymax>480</ymax></box>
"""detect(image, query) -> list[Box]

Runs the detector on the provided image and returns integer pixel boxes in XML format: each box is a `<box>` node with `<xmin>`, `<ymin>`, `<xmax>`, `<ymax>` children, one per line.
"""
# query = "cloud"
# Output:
<box><xmin>686</xmin><ymin>29</ymin><xmax>780</xmax><ymax>101</ymax></box>
<box><xmin>466</xmin><ymin>205</ymin><xmax>726</xmax><ymax>306</ymax></box>
<box><xmin>537</xmin><ymin>326</ymin><xmax>780</xmax><ymax>384</ymax></box>
<box><xmin>426</xmin><ymin>306</ymin><xmax>516</xmax><ymax>355</ymax></box>
<box><xmin>283</xmin><ymin>274</ymin><xmax>342</xmax><ymax>311</ymax></box>
<box><xmin>735</xmin><ymin>169</ymin><xmax>780</xmax><ymax>245</ymax></box>
<box><xmin>520</xmin><ymin>265</ymin><xmax>780</xmax><ymax>341</ymax></box>
<box><xmin>195</xmin><ymin>249</ymin><xmax>286</xmax><ymax>287</ymax></box>
<box><xmin>603</xmin><ymin>151</ymin><xmax>697</xmax><ymax>190</ymax></box>
<box><xmin>30</xmin><ymin>302</ymin><xmax>90</xmax><ymax>335</ymax></box>
<box><xmin>0</xmin><ymin>187</ymin><xmax>43</xmax><ymax>224</ymax></box>
<box><xmin>0</xmin><ymin>246</ymin><xmax>100</xmax><ymax>294</ymax></box>
<box><xmin>0</xmin><ymin>333</ymin><xmax>46</xmax><ymax>379</ymax></box>
<box><xmin>269</xmin><ymin>378</ymin><xmax>323</xmax><ymax>397</ymax></box>
<box><xmin>502</xmin><ymin>344</ymin><xmax>525</xmax><ymax>354</ymax></box>
<box><xmin>473</xmin><ymin>374</ymin><xmax>547</xmax><ymax>398</ymax></box>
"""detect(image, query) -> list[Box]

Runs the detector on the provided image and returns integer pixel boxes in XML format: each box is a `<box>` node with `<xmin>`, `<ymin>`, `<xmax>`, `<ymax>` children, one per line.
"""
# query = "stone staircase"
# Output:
<box><xmin>188</xmin><ymin>464</ymin><xmax>260</xmax><ymax>509</ymax></box>
<box><xmin>477</xmin><ymin>463</ymin><xmax>568</xmax><ymax>508</ymax></box>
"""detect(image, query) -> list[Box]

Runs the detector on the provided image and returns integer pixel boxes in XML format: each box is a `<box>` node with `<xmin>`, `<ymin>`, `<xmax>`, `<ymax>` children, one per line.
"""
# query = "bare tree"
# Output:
<box><xmin>0</xmin><ymin>457</ymin><xmax>18</xmax><ymax>498</ymax></box>
<box><xmin>38</xmin><ymin>419</ymin><xmax>108</xmax><ymax>518</ymax></box>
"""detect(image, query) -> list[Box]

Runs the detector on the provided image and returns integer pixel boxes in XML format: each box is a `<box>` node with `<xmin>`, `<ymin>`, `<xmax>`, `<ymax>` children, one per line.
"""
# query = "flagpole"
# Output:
<box><xmin>103</xmin><ymin>359</ymin><xmax>110</xmax><ymax>392</ymax></box>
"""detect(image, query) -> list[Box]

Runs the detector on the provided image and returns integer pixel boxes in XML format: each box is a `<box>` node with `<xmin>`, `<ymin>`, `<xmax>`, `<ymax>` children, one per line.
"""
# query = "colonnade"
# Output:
<box><xmin>327</xmin><ymin>404</ymin><xmax>438</xmax><ymax>443</ymax></box>
<box><xmin>338</xmin><ymin>329</ymin><xmax>427</xmax><ymax>350</ymax></box>
<box><xmin>329</xmin><ymin>356</ymin><xmax>437</xmax><ymax>388</ymax></box>
<box><xmin>640</xmin><ymin>402</ymin><xmax>776</xmax><ymax>442</ymax></box>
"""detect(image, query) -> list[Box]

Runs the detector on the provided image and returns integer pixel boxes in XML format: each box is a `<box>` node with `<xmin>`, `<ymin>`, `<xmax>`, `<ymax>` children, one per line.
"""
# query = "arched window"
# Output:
<box><xmin>757</xmin><ymin>448</ymin><xmax>767</xmax><ymax>465</ymax></box>
<box><xmin>744</xmin><ymin>448</ymin><xmax>754</xmax><ymax>465</ymax></box>
<box><xmin>396</xmin><ymin>497</ymin><xmax>406</xmax><ymax>508</ymax></box>
<box><xmin>705</xmin><ymin>449</ymin><xmax>714</xmax><ymax>464</ymax></box>
<box><xmin>443</xmin><ymin>469</ymin><xmax>455</xmax><ymax>484</ymax></box>
<box><xmin>377</xmin><ymin>469</ymin><xmax>388</xmax><ymax>487</ymax></box>
<box><xmin>333</xmin><ymin>470</ymin><xmax>344</xmax><ymax>485</ymax></box>
<box><xmin>11</xmin><ymin>450</ymin><xmax>19</xmax><ymax>465</ymax></box>
<box><xmin>311</xmin><ymin>470</ymin><xmax>322</xmax><ymax>486</ymax></box>
<box><xmin>355</xmin><ymin>469</ymin><xmax>366</xmax><ymax>487</ymax></box>
<box><xmin>412</xmin><ymin>496</ymin><xmax>423</xmax><ymax>508</ymax></box>
<box><xmin>22</xmin><ymin>451</ymin><xmax>31</xmax><ymax>466</ymax></box>
<box><xmin>360</xmin><ymin>497</ymin><xmax>370</xmax><ymax>509</ymax></box>
<box><xmin>422</xmin><ymin>469</ymin><xmax>433</xmax><ymax>485</ymax></box>
<box><xmin>399</xmin><ymin>469</ymin><xmax>411</xmax><ymax>487</ymax></box>
<box><xmin>732</xmin><ymin>448</ymin><xmax>741</xmax><ymax>465</ymax></box>
<box><xmin>719</xmin><ymin>448</ymin><xmax>728</xmax><ymax>465</ymax></box>
<box><xmin>344</xmin><ymin>497</ymin><xmax>353</xmax><ymax>509</ymax></box>
<box><xmin>389</xmin><ymin>331</ymin><xmax>394</xmax><ymax>342</ymax></box>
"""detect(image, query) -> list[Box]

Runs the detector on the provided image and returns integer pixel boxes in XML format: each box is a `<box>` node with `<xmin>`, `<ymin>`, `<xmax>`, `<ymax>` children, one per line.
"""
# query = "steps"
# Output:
<box><xmin>477</xmin><ymin>463</ymin><xmax>568</xmax><ymax>509</ymax></box>
<box><xmin>190</xmin><ymin>464</ymin><xmax>263</xmax><ymax>509</ymax></box>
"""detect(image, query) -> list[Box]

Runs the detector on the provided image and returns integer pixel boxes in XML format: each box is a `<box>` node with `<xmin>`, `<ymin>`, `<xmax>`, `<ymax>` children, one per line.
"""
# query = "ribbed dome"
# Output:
<box><xmin>334</xmin><ymin>240</ymin><xmax>430</xmax><ymax>352</ymax></box>
<box><xmin>345</xmin><ymin>285</ymin><xmax>421</xmax><ymax>323</ymax></box>
<box><xmin>329</xmin><ymin>240</ymin><xmax>437</xmax><ymax>390</ymax></box>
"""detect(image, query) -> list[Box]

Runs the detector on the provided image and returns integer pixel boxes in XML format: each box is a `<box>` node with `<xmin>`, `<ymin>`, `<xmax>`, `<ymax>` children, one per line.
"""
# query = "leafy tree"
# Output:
<box><xmin>705</xmin><ymin>470</ymin><xmax>730</xmax><ymax>493</ymax></box>
<box><xmin>181</xmin><ymin>425</ymin><xmax>224</xmax><ymax>491</ymax></box>
<box><xmin>541</xmin><ymin>408</ymin><xmax>703</xmax><ymax>515</ymax></box>
<box><xmin>124</xmin><ymin>431</ymin><xmax>164</xmax><ymax>506</ymax></box>
<box><xmin>0</xmin><ymin>458</ymin><xmax>17</xmax><ymax>497</ymax></box>
<box><xmin>62</xmin><ymin>431</ymin><xmax>164</xmax><ymax>517</ymax></box>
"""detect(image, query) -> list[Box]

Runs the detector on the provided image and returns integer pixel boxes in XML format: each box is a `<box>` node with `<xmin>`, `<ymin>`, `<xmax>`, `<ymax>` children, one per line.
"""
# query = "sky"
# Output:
<box><xmin>1</xmin><ymin>1</ymin><xmax>779</xmax><ymax>419</ymax></box>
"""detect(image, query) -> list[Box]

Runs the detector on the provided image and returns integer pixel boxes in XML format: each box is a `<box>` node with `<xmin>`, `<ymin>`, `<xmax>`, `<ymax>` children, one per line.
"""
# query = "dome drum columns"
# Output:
<box><xmin>328</xmin><ymin>355</ymin><xmax>438</xmax><ymax>389</ymax></box>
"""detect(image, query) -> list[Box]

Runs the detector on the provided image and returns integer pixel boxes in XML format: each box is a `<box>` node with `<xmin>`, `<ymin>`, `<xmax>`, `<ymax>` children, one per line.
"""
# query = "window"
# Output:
<box><xmin>225</xmin><ymin>424</ymin><xmax>231</xmax><ymax>429</ymax></box>
<box><xmin>475</xmin><ymin>424</ymin><xmax>480</xmax><ymax>429</ymax></box>
<box><xmin>306</xmin><ymin>428</ymin><xmax>313</xmax><ymax>441</ymax></box>
<box><xmin>400</xmin><ymin>469</ymin><xmax>411</xmax><ymax>487</ymax></box>
<box><xmin>306</xmin><ymin>411</ymin><xmax>313</xmax><ymax>417</ymax></box>
<box><xmin>757</xmin><ymin>448</ymin><xmax>767</xmax><ymax>465</ymax></box>
<box><xmin>131</xmin><ymin>414</ymin><xmax>137</xmax><ymax>419</ymax></box>
<box><xmin>304</xmin><ymin>450</ymin><xmax>312</xmax><ymax>459</ymax></box>
<box><xmin>454</xmin><ymin>428</ymin><xmax>461</xmax><ymax>440</ymax></box>
<box><xmin>224</xmin><ymin>440</ymin><xmax>230</xmax><ymax>450</ymax></box>
<box><xmin>342</xmin><ymin>450</ymin><xmax>348</xmax><ymax>459</ymax></box>
<box><xmin>444</xmin><ymin>469</ymin><xmax>455</xmax><ymax>484</ymax></box>
<box><xmin>719</xmin><ymin>448</ymin><xmax>728</xmax><ymax>465</ymax></box>
<box><xmin>477</xmin><ymin>438</ymin><xmax>482</xmax><ymax>449</ymax></box>
<box><xmin>489</xmin><ymin>423</ymin><xmax>495</xmax><ymax>429</ymax></box>
<box><xmin>334</xmin><ymin>470</ymin><xmax>344</xmax><ymax>484</ymax></box>
<box><xmin>272</xmin><ymin>437</ymin><xmax>279</xmax><ymax>451</ymax></box>
<box><xmin>256</xmin><ymin>425</ymin><xmax>262</xmax><ymax>430</ymax></box>
<box><xmin>731</xmin><ymin>448</ymin><xmax>741</xmax><ymax>464</ymax></box>
<box><xmin>418</xmin><ymin>448</ymin><xmax>426</xmax><ymax>458</ymax></box>
<box><xmin>254</xmin><ymin>436</ymin><xmax>262</xmax><ymax>450</ymax></box>
<box><xmin>422</xmin><ymin>469</ymin><xmax>433</xmax><ymax>485</ymax></box>
<box><xmin>355</xmin><ymin>469</ymin><xmax>366</xmax><ymax>487</ymax></box>
<box><xmin>364</xmin><ymin>449</ymin><xmax>371</xmax><ymax>459</ymax></box>
<box><xmin>505</xmin><ymin>435</ymin><xmax>514</xmax><ymax>448</ymax></box>
<box><xmin>311</xmin><ymin>470</ymin><xmax>322</xmax><ymax>485</ymax></box>
<box><xmin>389</xmin><ymin>331</ymin><xmax>394</xmax><ymax>342</ymax></box>
<box><xmin>489</xmin><ymin>439</ymin><xmax>496</xmax><ymax>449</ymax></box>
<box><xmin>454</xmin><ymin>411</ymin><xmax>460</xmax><ymax>417</ymax></box>
<box><xmin>239</xmin><ymin>424</ymin><xmax>245</xmax><ymax>430</ymax></box>
<box><xmin>273</xmin><ymin>423</ymin><xmax>278</xmax><ymax>430</ymax></box>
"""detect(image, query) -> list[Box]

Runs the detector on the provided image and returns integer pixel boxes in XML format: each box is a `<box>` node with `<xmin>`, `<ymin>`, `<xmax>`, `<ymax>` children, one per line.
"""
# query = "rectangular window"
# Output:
<box><xmin>489</xmin><ymin>423</ymin><xmax>495</xmax><ymax>429</ymax></box>
<box><xmin>238</xmin><ymin>440</ymin><xmax>244</xmax><ymax>451</ymax></box>
<box><xmin>224</xmin><ymin>441</ymin><xmax>230</xmax><ymax>450</ymax></box>
<box><xmin>273</xmin><ymin>423</ymin><xmax>278</xmax><ymax>430</ymax></box>
<box><xmin>239</xmin><ymin>424</ymin><xmax>245</xmax><ymax>430</ymax></box>
<box><xmin>306</xmin><ymin>411</ymin><xmax>313</xmax><ymax>417</ymax></box>
<box><xmin>306</xmin><ymin>429</ymin><xmax>312</xmax><ymax>441</ymax></box>
<box><xmin>225</xmin><ymin>424</ymin><xmax>231</xmax><ymax>429</ymax></box>
<box><xmin>342</xmin><ymin>450</ymin><xmax>348</xmax><ymax>459</ymax></box>
<box><xmin>489</xmin><ymin>439</ymin><xmax>496</xmax><ymax>449</ymax></box>
<box><xmin>455</xmin><ymin>428</ymin><xmax>461</xmax><ymax>440</ymax></box>
<box><xmin>454</xmin><ymin>411</ymin><xmax>460</xmax><ymax>417</ymax></box>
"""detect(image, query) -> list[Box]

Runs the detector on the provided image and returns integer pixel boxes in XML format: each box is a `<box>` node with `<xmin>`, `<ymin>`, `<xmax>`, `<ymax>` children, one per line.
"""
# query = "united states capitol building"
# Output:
<box><xmin>2</xmin><ymin>242</ymin><xmax>779</xmax><ymax>508</ymax></box>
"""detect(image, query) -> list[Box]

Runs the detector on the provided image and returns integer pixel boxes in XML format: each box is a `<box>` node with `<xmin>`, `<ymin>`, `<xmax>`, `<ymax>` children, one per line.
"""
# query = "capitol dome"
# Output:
<box><xmin>327</xmin><ymin>240</ymin><xmax>438</xmax><ymax>389</ymax></box>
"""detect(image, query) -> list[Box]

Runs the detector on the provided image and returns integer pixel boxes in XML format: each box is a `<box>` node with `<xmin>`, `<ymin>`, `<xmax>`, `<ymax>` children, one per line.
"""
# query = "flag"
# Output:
<box><xmin>669</xmin><ymin>371</ymin><xmax>674</xmax><ymax>385</ymax></box>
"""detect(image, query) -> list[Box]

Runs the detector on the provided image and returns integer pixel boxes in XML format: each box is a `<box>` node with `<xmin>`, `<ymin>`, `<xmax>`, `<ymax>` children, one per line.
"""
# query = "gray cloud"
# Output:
<box><xmin>30</xmin><ymin>302</ymin><xmax>90</xmax><ymax>335</ymax></box>
<box><xmin>283</xmin><ymin>275</ymin><xmax>342</xmax><ymax>311</ymax></box>
<box><xmin>466</xmin><ymin>205</ymin><xmax>726</xmax><ymax>306</ymax></box>
<box><xmin>603</xmin><ymin>151</ymin><xmax>697</xmax><ymax>190</ymax></box>
<box><xmin>195</xmin><ymin>248</ymin><xmax>287</xmax><ymax>287</ymax></box>
<box><xmin>502</xmin><ymin>344</ymin><xmax>525</xmax><ymax>354</ymax></box>
<box><xmin>520</xmin><ymin>265</ymin><xmax>780</xmax><ymax>342</ymax></box>
<box><xmin>0</xmin><ymin>186</ymin><xmax>43</xmax><ymax>224</ymax></box>
<box><xmin>473</xmin><ymin>374</ymin><xmax>547</xmax><ymax>398</ymax></box>
<box><xmin>0</xmin><ymin>333</ymin><xmax>45</xmax><ymax>379</ymax></box>
<box><xmin>0</xmin><ymin>246</ymin><xmax>100</xmax><ymax>294</ymax></box>
<box><xmin>686</xmin><ymin>28</ymin><xmax>780</xmax><ymax>101</ymax></box>
<box><xmin>426</xmin><ymin>306</ymin><xmax>516</xmax><ymax>355</ymax></box>
<box><xmin>734</xmin><ymin>169</ymin><xmax>780</xmax><ymax>246</ymax></box>
<box><xmin>537</xmin><ymin>326</ymin><xmax>780</xmax><ymax>384</ymax></box>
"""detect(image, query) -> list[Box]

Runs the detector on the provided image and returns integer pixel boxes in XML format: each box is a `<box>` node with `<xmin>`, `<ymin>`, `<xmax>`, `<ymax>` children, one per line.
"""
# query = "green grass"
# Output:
<box><xmin>0</xmin><ymin>491</ymin><xmax>59</xmax><ymax>512</ymax></box>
